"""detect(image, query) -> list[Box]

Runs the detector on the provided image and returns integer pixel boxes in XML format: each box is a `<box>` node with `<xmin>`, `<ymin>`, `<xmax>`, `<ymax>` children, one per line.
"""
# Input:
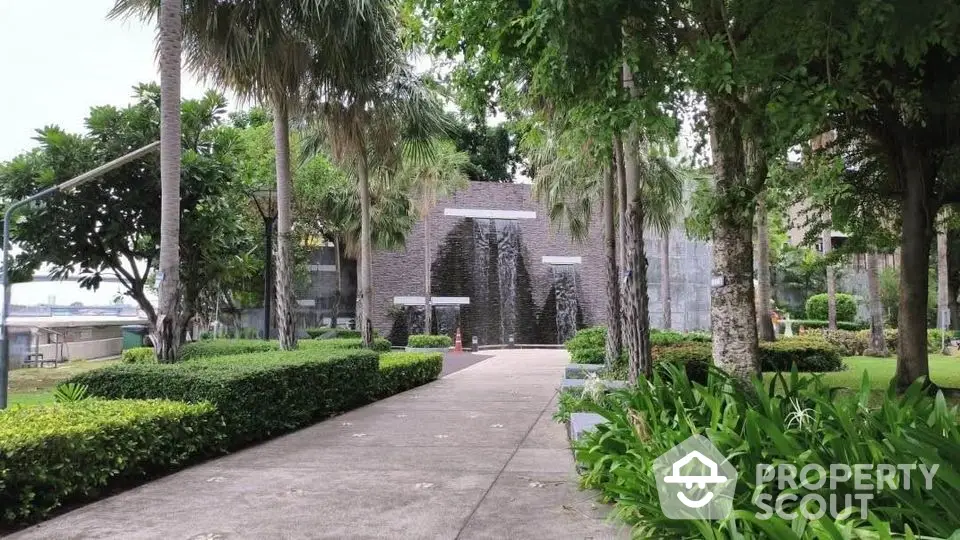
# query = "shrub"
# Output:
<box><xmin>805</xmin><ymin>293</ymin><xmax>857</xmax><ymax>322</ymax></box>
<box><xmin>651</xmin><ymin>343</ymin><xmax>712</xmax><ymax>383</ymax></box>
<box><xmin>377</xmin><ymin>352</ymin><xmax>443</xmax><ymax>397</ymax></box>
<box><xmin>69</xmin><ymin>349</ymin><xmax>378</xmax><ymax>446</ymax></box>
<box><xmin>649</xmin><ymin>329</ymin><xmax>712</xmax><ymax>346</ymax></box>
<box><xmin>0</xmin><ymin>399</ymin><xmax>224</xmax><ymax>523</ymax></box>
<box><xmin>879</xmin><ymin>329</ymin><xmax>951</xmax><ymax>353</ymax></box>
<box><xmin>565</xmin><ymin>326</ymin><xmax>607</xmax><ymax>364</ymax></box>
<box><xmin>564</xmin><ymin>364</ymin><xmax>960</xmax><ymax>537</ymax></box>
<box><xmin>372</xmin><ymin>337</ymin><xmax>392</xmax><ymax>352</ymax></box>
<box><xmin>179</xmin><ymin>339</ymin><xmax>278</xmax><ymax>361</ymax></box>
<box><xmin>799</xmin><ymin>328</ymin><xmax>869</xmax><ymax>356</ymax></box>
<box><xmin>122</xmin><ymin>347</ymin><xmax>157</xmax><ymax>364</ymax></box>
<box><xmin>301</xmin><ymin>336</ymin><xmax>391</xmax><ymax>352</ymax></box>
<box><xmin>407</xmin><ymin>334</ymin><xmax>452</xmax><ymax>348</ymax></box>
<box><xmin>759</xmin><ymin>338</ymin><xmax>844</xmax><ymax>372</ymax></box>
<box><xmin>306</xmin><ymin>327</ymin><xmax>362</xmax><ymax>340</ymax></box>
<box><xmin>786</xmin><ymin>319</ymin><xmax>867</xmax><ymax>332</ymax></box>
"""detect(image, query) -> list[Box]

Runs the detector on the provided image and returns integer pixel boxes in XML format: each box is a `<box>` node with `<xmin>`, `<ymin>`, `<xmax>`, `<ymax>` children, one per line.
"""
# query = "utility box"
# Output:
<box><xmin>121</xmin><ymin>325</ymin><xmax>150</xmax><ymax>350</ymax></box>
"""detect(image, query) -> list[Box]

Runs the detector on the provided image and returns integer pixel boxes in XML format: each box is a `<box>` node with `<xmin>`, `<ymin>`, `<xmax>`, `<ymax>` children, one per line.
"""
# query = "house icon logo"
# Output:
<box><xmin>653</xmin><ymin>435</ymin><xmax>737</xmax><ymax>520</ymax></box>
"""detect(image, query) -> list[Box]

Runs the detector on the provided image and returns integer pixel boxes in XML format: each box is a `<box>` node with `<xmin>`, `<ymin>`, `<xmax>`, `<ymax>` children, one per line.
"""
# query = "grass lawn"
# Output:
<box><xmin>8</xmin><ymin>358</ymin><xmax>120</xmax><ymax>407</ymax></box>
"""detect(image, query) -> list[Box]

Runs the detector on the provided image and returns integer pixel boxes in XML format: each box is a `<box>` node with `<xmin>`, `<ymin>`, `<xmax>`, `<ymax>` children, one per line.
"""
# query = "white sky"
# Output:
<box><xmin>0</xmin><ymin>0</ymin><xmax>211</xmax><ymax>162</ymax></box>
<box><xmin>0</xmin><ymin>0</ymin><xmax>206</xmax><ymax>305</ymax></box>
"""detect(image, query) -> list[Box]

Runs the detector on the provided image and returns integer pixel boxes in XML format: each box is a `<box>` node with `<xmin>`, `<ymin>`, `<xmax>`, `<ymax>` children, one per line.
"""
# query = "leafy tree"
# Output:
<box><xmin>305</xmin><ymin>64</ymin><xmax>451</xmax><ymax>346</ymax></box>
<box><xmin>113</xmin><ymin>0</ymin><xmax>399</xmax><ymax>350</ymax></box>
<box><xmin>449</xmin><ymin>116</ymin><xmax>518</xmax><ymax>182</ymax></box>
<box><xmin>0</xmin><ymin>86</ymin><xmax>247</xmax><ymax>341</ymax></box>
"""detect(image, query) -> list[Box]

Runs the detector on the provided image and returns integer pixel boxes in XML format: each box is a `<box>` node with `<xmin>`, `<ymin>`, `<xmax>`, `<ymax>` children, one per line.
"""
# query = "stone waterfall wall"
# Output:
<box><xmin>371</xmin><ymin>183</ymin><xmax>712</xmax><ymax>344</ymax></box>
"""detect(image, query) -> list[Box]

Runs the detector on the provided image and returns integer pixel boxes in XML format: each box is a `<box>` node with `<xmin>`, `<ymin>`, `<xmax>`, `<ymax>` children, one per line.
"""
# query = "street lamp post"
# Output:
<box><xmin>0</xmin><ymin>141</ymin><xmax>160</xmax><ymax>409</ymax></box>
<box><xmin>250</xmin><ymin>189</ymin><xmax>277</xmax><ymax>341</ymax></box>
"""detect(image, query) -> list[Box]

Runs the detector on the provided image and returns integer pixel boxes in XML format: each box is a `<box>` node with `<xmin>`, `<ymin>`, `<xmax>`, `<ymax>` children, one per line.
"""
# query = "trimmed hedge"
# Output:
<box><xmin>0</xmin><ymin>399</ymin><xmax>224</xmax><ymax>523</ymax></box>
<box><xmin>378</xmin><ymin>352</ymin><xmax>443</xmax><ymax>397</ymax></box>
<box><xmin>880</xmin><ymin>328</ymin><xmax>953</xmax><ymax>353</ymax></box>
<box><xmin>407</xmin><ymin>334</ymin><xmax>452</xmax><ymax>348</ymax></box>
<box><xmin>121</xmin><ymin>347</ymin><xmax>156</xmax><ymax>364</ymax></box>
<box><xmin>805</xmin><ymin>293</ymin><xmax>857</xmax><ymax>322</ymax></box>
<box><xmin>306</xmin><ymin>327</ymin><xmax>362</xmax><ymax>340</ymax></box>
<box><xmin>69</xmin><ymin>349</ymin><xmax>379</xmax><ymax>446</ymax></box>
<box><xmin>179</xmin><ymin>339</ymin><xmax>279</xmax><ymax>361</ymax></box>
<box><xmin>566</xmin><ymin>327</ymin><xmax>714</xmax><ymax>364</ymax></box>
<box><xmin>784</xmin><ymin>319</ymin><xmax>867</xmax><ymax>332</ymax></box>
<box><xmin>649</xmin><ymin>338</ymin><xmax>843</xmax><ymax>378</ymax></box>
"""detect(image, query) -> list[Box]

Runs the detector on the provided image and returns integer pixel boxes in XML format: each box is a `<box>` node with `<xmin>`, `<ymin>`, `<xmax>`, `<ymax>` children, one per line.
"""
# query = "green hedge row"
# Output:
<box><xmin>782</xmin><ymin>319</ymin><xmax>867</xmax><ymax>332</ymax></box>
<box><xmin>407</xmin><ymin>334</ymin><xmax>452</xmax><ymax>348</ymax></box>
<box><xmin>305</xmin><ymin>327</ymin><xmax>361</xmax><ymax>339</ymax></box>
<box><xmin>648</xmin><ymin>339</ymin><xmax>844</xmax><ymax>382</ymax></box>
<box><xmin>121</xmin><ymin>347</ymin><xmax>156</xmax><ymax>364</ymax></box>
<box><xmin>0</xmin><ymin>399</ymin><xmax>224</xmax><ymax>524</ymax></box>
<box><xmin>178</xmin><ymin>337</ymin><xmax>391</xmax><ymax>362</ymax></box>
<box><xmin>70</xmin><ymin>349</ymin><xmax>379</xmax><ymax>446</ymax></box>
<box><xmin>565</xmin><ymin>326</ymin><xmax>713</xmax><ymax>364</ymax></box>
<box><xmin>378</xmin><ymin>352</ymin><xmax>443</xmax><ymax>398</ymax></box>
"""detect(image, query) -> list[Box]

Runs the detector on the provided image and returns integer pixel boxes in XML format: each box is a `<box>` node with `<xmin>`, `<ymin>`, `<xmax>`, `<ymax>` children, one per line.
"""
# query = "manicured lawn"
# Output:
<box><xmin>8</xmin><ymin>358</ymin><xmax>120</xmax><ymax>406</ymax></box>
<box><xmin>824</xmin><ymin>354</ymin><xmax>960</xmax><ymax>390</ymax></box>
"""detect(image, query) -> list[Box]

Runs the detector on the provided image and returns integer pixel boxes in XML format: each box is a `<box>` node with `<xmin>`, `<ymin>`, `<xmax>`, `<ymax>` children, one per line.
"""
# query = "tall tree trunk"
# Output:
<box><xmin>706</xmin><ymin>97</ymin><xmax>759</xmax><ymax>382</ymax></box>
<box><xmin>661</xmin><ymin>230</ymin><xmax>671</xmax><ymax>330</ymax></box>
<box><xmin>895</xmin><ymin>148</ymin><xmax>935</xmax><ymax>391</ymax></box>
<box><xmin>273</xmin><ymin>102</ymin><xmax>297</xmax><ymax>350</ymax></box>
<box><xmin>603</xmin><ymin>162</ymin><xmax>622</xmax><ymax>367</ymax></box>
<box><xmin>621</xmin><ymin>62</ymin><xmax>652</xmax><ymax>383</ymax></box>
<box><xmin>358</xmin><ymin>157</ymin><xmax>374</xmax><ymax>346</ymax></box>
<box><xmin>937</xmin><ymin>212</ymin><xmax>949</xmax><ymax>354</ymax></box>
<box><xmin>614</xmin><ymin>134</ymin><xmax>628</xmax><ymax>352</ymax></box>
<box><xmin>867</xmin><ymin>252</ymin><xmax>888</xmax><ymax>356</ymax></box>
<box><xmin>331</xmin><ymin>237</ymin><xmax>341</xmax><ymax>328</ymax></box>
<box><xmin>424</xmin><ymin>213</ymin><xmax>432</xmax><ymax>334</ymax></box>
<box><xmin>755</xmin><ymin>195</ymin><xmax>775</xmax><ymax>341</ymax></box>
<box><xmin>154</xmin><ymin>0</ymin><xmax>182</xmax><ymax>363</ymax></box>
<box><xmin>823</xmin><ymin>227</ymin><xmax>837</xmax><ymax>330</ymax></box>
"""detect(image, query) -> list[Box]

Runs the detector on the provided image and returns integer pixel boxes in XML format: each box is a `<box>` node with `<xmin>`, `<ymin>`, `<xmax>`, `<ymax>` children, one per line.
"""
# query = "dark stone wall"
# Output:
<box><xmin>371</xmin><ymin>182</ymin><xmax>711</xmax><ymax>344</ymax></box>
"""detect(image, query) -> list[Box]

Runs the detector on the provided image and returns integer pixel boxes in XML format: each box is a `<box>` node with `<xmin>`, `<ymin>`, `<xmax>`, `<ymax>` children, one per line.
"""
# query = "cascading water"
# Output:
<box><xmin>406</xmin><ymin>306</ymin><xmax>425</xmax><ymax>335</ymax></box>
<box><xmin>552</xmin><ymin>264</ymin><xmax>580</xmax><ymax>343</ymax></box>
<box><xmin>496</xmin><ymin>220</ymin><xmax>521</xmax><ymax>342</ymax></box>
<box><xmin>434</xmin><ymin>305</ymin><xmax>459</xmax><ymax>336</ymax></box>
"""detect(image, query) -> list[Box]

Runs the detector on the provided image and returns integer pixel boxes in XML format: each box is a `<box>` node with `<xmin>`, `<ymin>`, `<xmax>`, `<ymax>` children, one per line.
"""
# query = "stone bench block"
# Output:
<box><xmin>568</xmin><ymin>412</ymin><xmax>608</xmax><ymax>442</ymax></box>
<box><xmin>564</xmin><ymin>363</ymin><xmax>604</xmax><ymax>379</ymax></box>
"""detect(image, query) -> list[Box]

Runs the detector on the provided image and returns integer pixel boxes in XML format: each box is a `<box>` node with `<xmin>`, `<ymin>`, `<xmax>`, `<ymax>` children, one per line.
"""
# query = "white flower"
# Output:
<box><xmin>583</xmin><ymin>372</ymin><xmax>606</xmax><ymax>402</ymax></box>
<box><xmin>785</xmin><ymin>398</ymin><xmax>816</xmax><ymax>430</ymax></box>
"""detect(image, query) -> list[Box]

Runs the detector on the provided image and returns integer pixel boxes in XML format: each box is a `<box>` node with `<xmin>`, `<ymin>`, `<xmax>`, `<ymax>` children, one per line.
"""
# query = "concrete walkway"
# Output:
<box><xmin>13</xmin><ymin>349</ymin><xmax>624</xmax><ymax>540</ymax></box>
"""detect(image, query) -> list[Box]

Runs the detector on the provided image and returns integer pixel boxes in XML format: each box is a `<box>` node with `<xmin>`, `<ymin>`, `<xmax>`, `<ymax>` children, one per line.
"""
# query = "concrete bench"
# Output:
<box><xmin>564</xmin><ymin>363</ymin><xmax>604</xmax><ymax>379</ymax></box>
<box><xmin>568</xmin><ymin>412</ymin><xmax>608</xmax><ymax>442</ymax></box>
<box><xmin>560</xmin><ymin>378</ymin><xmax>629</xmax><ymax>391</ymax></box>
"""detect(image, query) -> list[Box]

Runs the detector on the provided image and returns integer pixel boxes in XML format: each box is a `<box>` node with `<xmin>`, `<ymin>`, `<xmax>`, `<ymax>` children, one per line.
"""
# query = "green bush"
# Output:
<box><xmin>122</xmin><ymin>347</ymin><xmax>157</xmax><ymax>364</ymax></box>
<box><xmin>649</xmin><ymin>329</ymin><xmax>712</xmax><ymax>346</ymax></box>
<box><xmin>648</xmin><ymin>339</ymin><xmax>843</xmax><ymax>374</ymax></box>
<box><xmin>373</xmin><ymin>337</ymin><xmax>392</xmax><ymax>352</ymax></box>
<box><xmin>179</xmin><ymin>339</ymin><xmax>278</xmax><ymax>361</ymax></box>
<box><xmin>565</xmin><ymin>326</ymin><xmax>607</xmax><ymax>364</ymax></box>
<box><xmin>799</xmin><ymin>328</ymin><xmax>869</xmax><ymax>356</ymax></box>
<box><xmin>377</xmin><ymin>352</ymin><xmax>443</xmax><ymax>397</ymax></box>
<box><xmin>880</xmin><ymin>328</ymin><xmax>953</xmax><ymax>353</ymax></box>
<box><xmin>564</xmin><ymin>364</ymin><xmax>960</xmax><ymax>537</ymax></box>
<box><xmin>70</xmin><ymin>349</ymin><xmax>379</xmax><ymax>446</ymax></box>
<box><xmin>785</xmin><ymin>319</ymin><xmax>867</xmax><ymax>332</ymax></box>
<box><xmin>0</xmin><ymin>399</ymin><xmax>224</xmax><ymax>523</ymax></box>
<box><xmin>805</xmin><ymin>293</ymin><xmax>857</xmax><ymax>322</ymax></box>
<box><xmin>407</xmin><ymin>334</ymin><xmax>453</xmax><ymax>348</ymax></box>
<box><xmin>306</xmin><ymin>327</ymin><xmax>362</xmax><ymax>340</ymax></box>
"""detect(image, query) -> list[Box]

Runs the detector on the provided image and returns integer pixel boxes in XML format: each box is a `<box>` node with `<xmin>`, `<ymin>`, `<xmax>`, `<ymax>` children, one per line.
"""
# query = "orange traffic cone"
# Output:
<box><xmin>454</xmin><ymin>328</ymin><xmax>463</xmax><ymax>352</ymax></box>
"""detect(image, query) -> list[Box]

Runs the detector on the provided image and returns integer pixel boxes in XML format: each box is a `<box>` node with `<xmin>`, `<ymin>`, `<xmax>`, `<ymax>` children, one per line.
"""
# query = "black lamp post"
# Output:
<box><xmin>250</xmin><ymin>189</ymin><xmax>277</xmax><ymax>341</ymax></box>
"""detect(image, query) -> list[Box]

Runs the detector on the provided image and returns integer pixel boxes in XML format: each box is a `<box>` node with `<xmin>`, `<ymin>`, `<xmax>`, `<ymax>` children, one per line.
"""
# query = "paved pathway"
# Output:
<box><xmin>13</xmin><ymin>349</ymin><xmax>625</xmax><ymax>540</ymax></box>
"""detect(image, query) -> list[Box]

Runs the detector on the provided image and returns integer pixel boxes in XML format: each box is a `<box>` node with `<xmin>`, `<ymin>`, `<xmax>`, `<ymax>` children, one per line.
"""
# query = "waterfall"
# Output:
<box><xmin>406</xmin><ymin>306</ymin><xmax>425</xmax><ymax>335</ymax></box>
<box><xmin>434</xmin><ymin>305</ymin><xmax>459</xmax><ymax>336</ymax></box>
<box><xmin>552</xmin><ymin>265</ymin><xmax>579</xmax><ymax>343</ymax></box>
<box><xmin>496</xmin><ymin>220</ymin><xmax>520</xmax><ymax>342</ymax></box>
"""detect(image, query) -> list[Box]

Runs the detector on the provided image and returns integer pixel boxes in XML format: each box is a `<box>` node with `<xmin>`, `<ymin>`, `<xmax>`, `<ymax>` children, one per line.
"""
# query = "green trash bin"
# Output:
<box><xmin>121</xmin><ymin>325</ymin><xmax>150</xmax><ymax>350</ymax></box>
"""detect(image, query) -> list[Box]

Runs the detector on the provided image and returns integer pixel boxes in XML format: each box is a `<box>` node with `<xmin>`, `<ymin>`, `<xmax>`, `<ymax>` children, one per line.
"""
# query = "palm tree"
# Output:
<box><xmin>304</xmin><ymin>65</ymin><xmax>451</xmax><ymax>346</ymax></box>
<box><xmin>154</xmin><ymin>0</ymin><xmax>182</xmax><ymax>362</ymax></box>
<box><xmin>528</xmin><ymin>120</ymin><xmax>686</xmax><ymax>371</ymax></box>
<box><xmin>112</xmin><ymin>0</ymin><xmax>397</xmax><ymax>350</ymax></box>
<box><xmin>395</xmin><ymin>140</ymin><xmax>469</xmax><ymax>334</ymax></box>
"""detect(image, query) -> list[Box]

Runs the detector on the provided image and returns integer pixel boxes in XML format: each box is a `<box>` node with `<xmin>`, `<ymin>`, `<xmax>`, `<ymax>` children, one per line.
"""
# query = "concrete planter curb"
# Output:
<box><xmin>565</xmin><ymin>363</ymin><xmax>604</xmax><ymax>379</ymax></box>
<box><xmin>404</xmin><ymin>347</ymin><xmax>450</xmax><ymax>353</ymax></box>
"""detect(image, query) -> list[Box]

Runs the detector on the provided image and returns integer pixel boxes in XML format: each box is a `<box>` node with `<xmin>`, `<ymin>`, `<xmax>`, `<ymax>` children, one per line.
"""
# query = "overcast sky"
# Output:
<box><xmin>0</xmin><ymin>0</ymin><xmax>212</xmax><ymax>162</ymax></box>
